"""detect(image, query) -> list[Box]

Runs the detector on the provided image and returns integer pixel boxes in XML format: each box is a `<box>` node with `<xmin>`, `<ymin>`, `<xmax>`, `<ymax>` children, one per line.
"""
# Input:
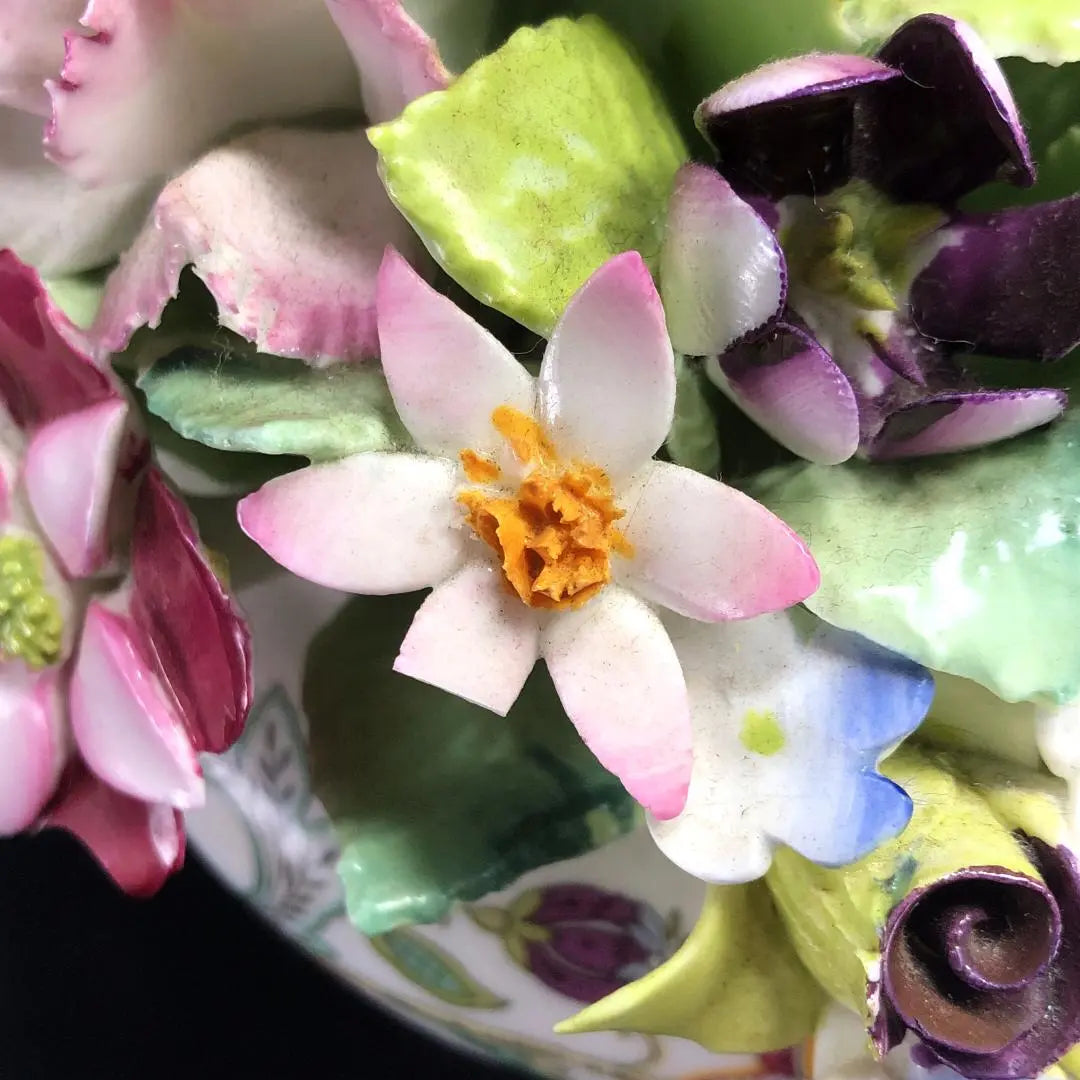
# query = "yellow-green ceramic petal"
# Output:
<box><xmin>751</xmin><ymin>412</ymin><xmax>1080</xmax><ymax>705</ymax></box>
<box><xmin>556</xmin><ymin>881</ymin><xmax>825</xmax><ymax>1053</ymax></box>
<box><xmin>369</xmin><ymin>17</ymin><xmax>687</xmax><ymax>337</ymax></box>
<box><xmin>765</xmin><ymin>746</ymin><xmax>1042</xmax><ymax>1016</ymax></box>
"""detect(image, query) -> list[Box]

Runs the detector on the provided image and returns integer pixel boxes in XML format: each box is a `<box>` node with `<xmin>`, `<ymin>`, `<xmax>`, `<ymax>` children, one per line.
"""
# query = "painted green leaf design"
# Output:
<box><xmin>751</xmin><ymin>412</ymin><xmax>1080</xmax><ymax>704</ymax></box>
<box><xmin>137</xmin><ymin>346</ymin><xmax>410</xmax><ymax>462</ymax></box>
<box><xmin>368</xmin><ymin>16</ymin><xmax>687</xmax><ymax>337</ymax></box>
<box><xmin>305</xmin><ymin>591</ymin><xmax>638</xmax><ymax>936</ymax></box>
<box><xmin>557</xmin><ymin>880</ymin><xmax>825</xmax><ymax>1052</ymax></box>
<box><xmin>370</xmin><ymin>927</ymin><xmax>508</xmax><ymax>1009</ymax></box>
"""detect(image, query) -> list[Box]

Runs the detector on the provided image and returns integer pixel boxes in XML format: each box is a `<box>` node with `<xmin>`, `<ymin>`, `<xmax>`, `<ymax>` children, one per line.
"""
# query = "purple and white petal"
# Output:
<box><xmin>705</xmin><ymin>322</ymin><xmax>860</xmax><ymax>465</ymax></box>
<box><xmin>89</xmin><ymin>126</ymin><xmax>420</xmax><ymax>366</ymax></box>
<box><xmin>911</xmin><ymin>197</ymin><xmax>1080</xmax><ymax>362</ymax></box>
<box><xmin>868</xmin><ymin>389</ymin><xmax>1066</xmax><ymax>460</ymax></box>
<box><xmin>0</xmin><ymin>0</ymin><xmax>82</xmax><ymax>115</ymax></box>
<box><xmin>0</xmin><ymin>666</ymin><xmax>66</xmax><ymax>833</ymax></box>
<box><xmin>376</xmin><ymin>247</ymin><xmax>534</xmax><ymax>460</ymax></box>
<box><xmin>696</xmin><ymin>54</ymin><xmax>898</xmax><ymax>199</ymax></box>
<box><xmin>238</xmin><ymin>452</ymin><xmax>467</xmax><ymax>594</ymax></box>
<box><xmin>44</xmin><ymin>765</ymin><xmax>185</xmax><ymax>898</ymax></box>
<box><xmin>619</xmin><ymin>460</ymin><xmax>819</xmax><ymax>622</ymax></box>
<box><xmin>45</xmin><ymin>0</ymin><xmax>361</xmax><ymax>186</ymax></box>
<box><xmin>394</xmin><ymin>561</ymin><xmax>540</xmax><ymax>717</ymax></box>
<box><xmin>325</xmin><ymin>0</ymin><xmax>449</xmax><ymax>124</ymax></box>
<box><xmin>538</xmin><ymin>252</ymin><xmax>675</xmax><ymax>482</ymax></box>
<box><xmin>70</xmin><ymin>602</ymin><xmax>204</xmax><ymax>811</ymax></box>
<box><xmin>540</xmin><ymin>585</ymin><xmax>692</xmax><ymax>821</ymax></box>
<box><xmin>660</xmin><ymin>164</ymin><xmax>786</xmax><ymax>357</ymax></box>
<box><xmin>22</xmin><ymin>398</ymin><xmax>130</xmax><ymax>578</ymax></box>
<box><xmin>856</xmin><ymin>14</ymin><xmax>1034</xmax><ymax>204</ymax></box>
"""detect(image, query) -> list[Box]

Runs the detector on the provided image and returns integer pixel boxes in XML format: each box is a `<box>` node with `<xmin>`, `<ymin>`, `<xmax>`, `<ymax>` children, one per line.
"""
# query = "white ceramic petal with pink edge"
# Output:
<box><xmin>0</xmin><ymin>0</ymin><xmax>83</xmax><ymax>114</ymax></box>
<box><xmin>540</xmin><ymin>585</ymin><xmax>692</xmax><ymax>821</ymax></box>
<box><xmin>70</xmin><ymin>601</ymin><xmax>204</xmax><ymax>810</ymax></box>
<box><xmin>537</xmin><ymin>252</ymin><xmax>676</xmax><ymax>483</ymax></box>
<box><xmin>377</xmin><ymin>247</ymin><xmax>535</xmax><ymax>461</ymax></box>
<box><xmin>238</xmin><ymin>452</ymin><xmax>467</xmax><ymax>594</ymax></box>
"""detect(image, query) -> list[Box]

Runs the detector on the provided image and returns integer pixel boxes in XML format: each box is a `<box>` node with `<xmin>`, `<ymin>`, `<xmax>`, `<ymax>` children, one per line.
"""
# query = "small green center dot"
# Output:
<box><xmin>739</xmin><ymin>709</ymin><xmax>786</xmax><ymax>757</ymax></box>
<box><xmin>0</xmin><ymin>533</ymin><xmax>64</xmax><ymax>669</ymax></box>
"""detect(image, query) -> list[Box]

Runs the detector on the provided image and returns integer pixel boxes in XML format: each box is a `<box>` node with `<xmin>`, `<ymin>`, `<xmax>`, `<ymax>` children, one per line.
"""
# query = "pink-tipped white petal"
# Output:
<box><xmin>538</xmin><ymin>252</ymin><xmax>675</xmax><ymax>481</ymax></box>
<box><xmin>70</xmin><ymin>602</ymin><xmax>204</xmax><ymax>810</ymax></box>
<box><xmin>0</xmin><ymin>666</ymin><xmax>65</xmax><ymax>833</ymax></box>
<box><xmin>89</xmin><ymin>126</ymin><xmax>420</xmax><ymax>366</ymax></box>
<box><xmin>620</xmin><ymin>460</ymin><xmax>820</xmax><ymax>621</ymax></box>
<box><xmin>238</xmin><ymin>452</ymin><xmax>467</xmax><ymax>594</ymax></box>
<box><xmin>660</xmin><ymin>164</ymin><xmax>786</xmax><ymax>356</ymax></box>
<box><xmin>45</xmin><ymin>0</ymin><xmax>361</xmax><ymax>187</ymax></box>
<box><xmin>23</xmin><ymin>398</ymin><xmax>129</xmax><ymax>578</ymax></box>
<box><xmin>541</xmin><ymin>585</ymin><xmax>692</xmax><ymax>820</ymax></box>
<box><xmin>395</xmin><ymin>560</ymin><xmax>540</xmax><ymax>716</ymax></box>
<box><xmin>377</xmin><ymin>247</ymin><xmax>534</xmax><ymax>457</ymax></box>
<box><xmin>0</xmin><ymin>0</ymin><xmax>83</xmax><ymax>114</ymax></box>
<box><xmin>45</xmin><ymin>766</ymin><xmax>184</xmax><ymax>897</ymax></box>
<box><xmin>0</xmin><ymin>107</ymin><xmax>153</xmax><ymax>274</ymax></box>
<box><xmin>325</xmin><ymin>0</ymin><xmax>449</xmax><ymax>124</ymax></box>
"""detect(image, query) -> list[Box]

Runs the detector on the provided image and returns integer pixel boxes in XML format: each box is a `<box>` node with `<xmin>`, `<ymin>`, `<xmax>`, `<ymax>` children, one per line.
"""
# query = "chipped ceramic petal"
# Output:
<box><xmin>649</xmin><ymin>609</ymin><xmax>929</xmax><ymax>883</ymax></box>
<box><xmin>238</xmin><ymin>452</ymin><xmax>467</xmax><ymax>594</ymax></box>
<box><xmin>538</xmin><ymin>252</ymin><xmax>675</xmax><ymax>482</ymax></box>
<box><xmin>394</xmin><ymin>560</ymin><xmax>540</xmax><ymax>716</ymax></box>
<box><xmin>619</xmin><ymin>460</ymin><xmax>819</xmax><ymax>622</ymax></box>
<box><xmin>540</xmin><ymin>585</ymin><xmax>692</xmax><ymax>821</ymax></box>
<box><xmin>89</xmin><ymin>126</ymin><xmax>421</xmax><ymax>366</ymax></box>
<box><xmin>70</xmin><ymin>601</ymin><xmax>204</xmax><ymax>810</ymax></box>
<box><xmin>46</xmin><ymin>0</ymin><xmax>361</xmax><ymax>186</ymax></box>
<box><xmin>660</xmin><ymin>164</ymin><xmax>786</xmax><ymax>357</ymax></box>
<box><xmin>0</xmin><ymin>0</ymin><xmax>83</xmax><ymax>114</ymax></box>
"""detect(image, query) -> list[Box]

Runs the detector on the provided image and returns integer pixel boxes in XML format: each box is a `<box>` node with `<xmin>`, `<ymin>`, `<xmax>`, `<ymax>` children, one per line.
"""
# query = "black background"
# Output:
<box><xmin>0</xmin><ymin>831</ymin><xmax>528</xmax><ymax>1079</ymax></box>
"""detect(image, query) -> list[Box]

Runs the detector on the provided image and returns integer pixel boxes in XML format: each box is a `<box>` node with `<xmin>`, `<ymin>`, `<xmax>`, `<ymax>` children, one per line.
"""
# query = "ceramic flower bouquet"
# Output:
<box><xmin>3</xmin><ymin>1</ymin><xmax>1080</xmax><ymax>1078</ymax></box>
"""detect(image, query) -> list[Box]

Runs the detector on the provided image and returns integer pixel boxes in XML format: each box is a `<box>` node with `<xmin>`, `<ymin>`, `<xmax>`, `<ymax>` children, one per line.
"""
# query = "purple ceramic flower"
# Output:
<box><xmin>661</xmin><ymin>14</ymin><xmax>1080</xmax><ymax>463</ymax></box>
<box><xmin>875</xmin><ymin>836</ymin><xmax>1080</xmax><ymax>1078</ymax></box>
<box><xmin>469</xmin><ymin>883</ymin><xmax>671</xmax><ymax>1005</ymax></box>
<box><xmin>0</xmin><ymin>249</ymin><xmax>251</xmax><ymax>895</ymax></box>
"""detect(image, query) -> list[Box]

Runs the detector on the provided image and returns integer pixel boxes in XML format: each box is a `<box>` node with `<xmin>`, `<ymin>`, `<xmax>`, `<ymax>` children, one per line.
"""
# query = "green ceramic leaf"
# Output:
<box><xmin>751</xmin><ymin>412</ymin><xmax>1080</xmax><ymax>704</ymax></box>
<box><xmin>370</xmin><ymin>927</ymin><xmax>508</xmax><ymax>1009</ymax></box>
<box><xmin>305</xmin><ymin>592</ymin><xmax>638</xmax><ymax>936</ymax></box>
<box><xmin>368</xmin><ymin>16</ymin><xmax>687</xmax><ymax>337</ymax></box>
<box><xmin>666</xmin><ymin>356</ymin><xmax>721</xmax><ymax>477</ymax></box>
<box><xmin>556</xmin><ymin>880</ymin><xmax>825</xmax><ymax>1052</ymax></box>
<box><xmin>43</xmin><ymin>269</ymin><xmax>108</xmax><ymax>329</ymax></box>
<box><xmin>137</xmin><ymin>347</ymin><xmax>410</xmax><ymax>462</ymax></box>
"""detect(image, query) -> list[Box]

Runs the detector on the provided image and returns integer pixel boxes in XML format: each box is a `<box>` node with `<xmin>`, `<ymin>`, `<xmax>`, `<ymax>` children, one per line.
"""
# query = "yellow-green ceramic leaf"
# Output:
<box><xmin>751</xmin><ymin>413</ymin><xmax>1080</xmax><ymax>704</ymax></box>
<box><xmin>556</xmin><ymin>881</ymin><xmax>825</xmax><ymax>1052</ymax></box>
<box><xmin>368</xmin><ymin>17</ymin><xmax>687</xmax><ymax>336</ymax></box>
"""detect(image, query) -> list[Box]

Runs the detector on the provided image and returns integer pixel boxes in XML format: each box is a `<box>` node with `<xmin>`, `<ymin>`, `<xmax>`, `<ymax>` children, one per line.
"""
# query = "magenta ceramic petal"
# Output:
<box><xmin>130</xmin><ymin>471</ymin><xmax>252</xmax><ymax>755</ymax></box>
<box><xmin>911</xmin><ymin>197</ymin><xmax>1080</xmax><ymax>362</ymax></box>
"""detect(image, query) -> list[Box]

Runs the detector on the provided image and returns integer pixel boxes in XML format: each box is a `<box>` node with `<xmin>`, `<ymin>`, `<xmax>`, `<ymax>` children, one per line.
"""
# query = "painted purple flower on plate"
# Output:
<box><xmin>661</xmin><ymin>14</ymin><xmax>1079</xmax><ymax>464</ymax></box>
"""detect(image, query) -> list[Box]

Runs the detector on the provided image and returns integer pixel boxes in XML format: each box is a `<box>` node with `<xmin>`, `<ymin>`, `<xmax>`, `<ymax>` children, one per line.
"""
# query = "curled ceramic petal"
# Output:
<box><xmin>43</xmin><ymin>765</ymin><xmax>185</xmax><ymax>898</ymax></box>
<box><xmin>696</xmin><ymin>54</ymin><xmax>898</xmax><ymax>199</ymax></box>
<box><xmin>911</xmin><ymin>197</ymin><xmax>1080</xmax><ymax>362</ymax></box>
<box><xmin>648</xmin><ymin>609</ymin><xmax>930</xmax><ymax>883</ymax></box>
<box><xmin>858</xmin><ymin>14</ymin><xmax>1034</xmax><ymax>205</ymax></box>
<box><xmin>869</xmin><ymin>390</ymin><xmax>1067</xmax><ymax>460</ymax></box>
<box><xmin>45</xmin><ymin>0</ymin><xmax>361</xmax><ymax>186</ymax></box>
<box><xmin>89</xmin><ymin>126</ymin><xmax>423</xmax><ymax>366</ymax></box>
<box><xmin>129</xmin><ymin>471</ymin><xmax>252</xmax><ymax>755</ymax></box>
<box><xmin>659</xmin><ymin>163</ymin><xmax>786</xmax><ymax>357</ymax></box>
<box><xmin>705</xmin><ymin>324</ymin><xmax>860</xmax><ymax>465</ymax></box>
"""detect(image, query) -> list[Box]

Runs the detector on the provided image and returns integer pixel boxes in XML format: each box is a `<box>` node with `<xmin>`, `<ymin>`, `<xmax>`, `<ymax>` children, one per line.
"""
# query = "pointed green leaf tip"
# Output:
<box><xmin>556</xmin><ymin>881</ymin><xmax>825</xmax><ymax>1052</ymax></box>
<box><xmin>0</xmin><ymin>533</ymin><xmax>63</xmax><ymax>669</ymax></box>
<box><xmin>368</xmin><ymin>16</ymin><xmax>687</xmax><ymax>337</ymax></box>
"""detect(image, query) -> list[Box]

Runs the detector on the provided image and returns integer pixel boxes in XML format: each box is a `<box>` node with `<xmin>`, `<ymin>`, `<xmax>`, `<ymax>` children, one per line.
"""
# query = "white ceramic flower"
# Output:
<box><xmin>239</xmin><ymin>248</ymin><xmax>820</xmax><ymax>820</ymax></box>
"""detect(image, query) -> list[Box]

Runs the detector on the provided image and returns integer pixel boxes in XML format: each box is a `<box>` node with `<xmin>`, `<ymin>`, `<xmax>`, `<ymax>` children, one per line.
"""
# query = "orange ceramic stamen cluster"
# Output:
<box><xmin>458</xmin><ymin>406</ymin><xmax>632</xmax><ymax>610</ymax></box>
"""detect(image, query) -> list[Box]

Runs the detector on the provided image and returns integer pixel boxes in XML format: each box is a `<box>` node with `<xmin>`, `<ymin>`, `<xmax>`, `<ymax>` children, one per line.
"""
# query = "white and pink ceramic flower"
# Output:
<box><xmin>0</xmin><ymin>249</ymin><xmax>251</xmax><ymax>894</ymax></box>
<box><xmin>239</xmin><ymin>247</ymin><xmax>820</xmax><ymax>821</ymax></box>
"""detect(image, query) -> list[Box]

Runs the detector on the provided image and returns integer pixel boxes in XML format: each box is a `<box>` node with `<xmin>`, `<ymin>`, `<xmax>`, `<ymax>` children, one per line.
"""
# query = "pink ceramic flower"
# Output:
<box><xmin>0</xmin><ymin>1</ymin><xmax>488</xmax><ymax>365</ymax></box>
<box><xmin>239</xmin><ymin>248</ymin><xmax>819</xmax><ymax>821</ymax></box>
<box><xmin>0</xmin><ymin>250</ymin><xmax>251</xmax><ymax>895</ymax></box>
